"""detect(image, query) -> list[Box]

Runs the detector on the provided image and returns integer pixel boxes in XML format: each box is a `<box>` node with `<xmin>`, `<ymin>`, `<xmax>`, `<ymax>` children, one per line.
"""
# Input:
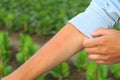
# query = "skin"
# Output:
<box><xmin>2</xmin><ymin>23</ymin><xmax>87</xmax><ymax>80</ymax></box>
<box><xmin>83</xmin><ymin>28</ymin><xmax>120</xmax><ymax>65</ymax></box>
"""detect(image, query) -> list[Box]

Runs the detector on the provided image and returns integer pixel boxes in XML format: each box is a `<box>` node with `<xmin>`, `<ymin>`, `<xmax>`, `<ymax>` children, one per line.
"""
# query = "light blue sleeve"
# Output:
<box><xmin>69</xmin><ymin>0</ymin><xmax>120</xmax><ymax>38</ymax></box>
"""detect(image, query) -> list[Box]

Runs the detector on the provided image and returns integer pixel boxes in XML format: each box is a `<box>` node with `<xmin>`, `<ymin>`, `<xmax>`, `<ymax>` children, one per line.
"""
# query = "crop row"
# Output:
<box><xmin>0</xmin><ymin>0</ymin><xmax>90</xmax><ymax>36</ymax></box>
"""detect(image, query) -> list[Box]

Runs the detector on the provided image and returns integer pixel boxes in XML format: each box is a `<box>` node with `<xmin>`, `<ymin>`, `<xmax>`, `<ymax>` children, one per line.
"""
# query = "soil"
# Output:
<box><xmin>65</xmin><ymin>62</ymin><xmax>86</xmax><ymax>80</ymax></box>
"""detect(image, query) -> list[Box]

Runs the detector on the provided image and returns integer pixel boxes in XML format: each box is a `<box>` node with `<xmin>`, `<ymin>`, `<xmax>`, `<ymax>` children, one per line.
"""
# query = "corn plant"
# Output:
<box><xmin>86</xmin><ymin>62</ymin><xmax>108</xmax><ymax>80</ymax></box>
<box><xmin>16</xmin><ymin>33</ymin><xmax>39</xmax><ymax>64</ymax></box>
<box><xmin>0</xmin><ymin>32</ymin><xmax>12</xmax><ymax>78</ymax></box>
<box><xmin>74</xmin><ymin>50</ymin><xmax>87</xmax><ymax>70</ymax></box>
<box><xmin>49</xmin><ymin>62</ymin><xmax>70</xmax><ymax>80</ymax></box>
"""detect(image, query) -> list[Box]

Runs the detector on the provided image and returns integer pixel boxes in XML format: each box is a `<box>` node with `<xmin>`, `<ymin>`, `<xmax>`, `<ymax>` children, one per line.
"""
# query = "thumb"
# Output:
<box><xmin>91</xmin><ymin>27</ymin><xmax>111</xmax><ymax>37</ymax></box>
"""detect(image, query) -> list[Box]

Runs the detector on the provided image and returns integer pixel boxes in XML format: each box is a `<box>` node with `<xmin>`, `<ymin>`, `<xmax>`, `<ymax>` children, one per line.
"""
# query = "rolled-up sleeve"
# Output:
<box><xmin>69</xmin><ymin>0</ymin><xmax>120</xmax><ymax>38</ymax></box>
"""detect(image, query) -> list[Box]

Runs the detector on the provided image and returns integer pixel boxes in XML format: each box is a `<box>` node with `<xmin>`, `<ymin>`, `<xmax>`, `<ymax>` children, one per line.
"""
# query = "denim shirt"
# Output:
<box><xmin>69</xmin><ymin>0</ymin><xmax>120</xmax><ymax>38</ymax></box>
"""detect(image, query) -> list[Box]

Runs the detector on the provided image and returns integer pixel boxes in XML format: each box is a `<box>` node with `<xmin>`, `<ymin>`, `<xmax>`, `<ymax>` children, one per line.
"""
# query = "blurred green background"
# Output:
<box><xmin>1</xmin><ymin>0</ymin><xmax>120</xmax><ymax>80</ymax></box>
<box><xmin>0</xmin><ymin>0</ymin><xmax>90</xmax><ymax>35</ymax></box>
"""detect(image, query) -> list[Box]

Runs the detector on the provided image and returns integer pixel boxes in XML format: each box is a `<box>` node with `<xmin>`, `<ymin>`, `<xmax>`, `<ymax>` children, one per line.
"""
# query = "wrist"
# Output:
<box><xmin>1</xmin><ymin>76</ymin><xmax>14</xmax><ymax>80</ymax></box>
<box><xmin>1</xmin><ymin>73</ymin><xmax>26</xmax><ymax>80</ymax></box>
<box><xmin>1</xmin><ymin>76</ymin><xmax>8</xmax><ymax>80</ymax></box>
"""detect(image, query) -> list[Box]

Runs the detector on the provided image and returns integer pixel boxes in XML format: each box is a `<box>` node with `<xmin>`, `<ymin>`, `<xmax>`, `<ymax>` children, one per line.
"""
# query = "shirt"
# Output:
<box><xmin>69</xmin><ymin>0</ymin><xmax>120</xmax><ymax>38</ymax></box>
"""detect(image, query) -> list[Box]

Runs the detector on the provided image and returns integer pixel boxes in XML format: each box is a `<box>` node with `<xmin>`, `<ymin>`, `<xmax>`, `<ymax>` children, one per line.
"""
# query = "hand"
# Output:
<box><xmin>83</xmin><ymin>28</ymin><xmax>120</xmax><ymax>64</ymax></box>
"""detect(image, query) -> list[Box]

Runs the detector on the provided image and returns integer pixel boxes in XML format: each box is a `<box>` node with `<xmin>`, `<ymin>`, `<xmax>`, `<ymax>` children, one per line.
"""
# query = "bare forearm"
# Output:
<box><xmin>2</xmin><ymin>23</ymin><xmax>87</xmax><ymax>80</ymax></box>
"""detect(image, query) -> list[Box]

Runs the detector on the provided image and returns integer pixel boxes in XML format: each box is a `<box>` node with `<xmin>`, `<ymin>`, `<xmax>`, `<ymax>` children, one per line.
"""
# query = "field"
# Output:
<box><xmin>1</xmin><ymin>0</ymin><xmax>120</xmax><ymax>80</ymax></box>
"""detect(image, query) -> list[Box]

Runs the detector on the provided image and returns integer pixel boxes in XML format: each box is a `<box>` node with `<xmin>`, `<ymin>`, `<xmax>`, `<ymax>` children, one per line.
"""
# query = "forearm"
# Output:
<box><xmin>2</xmin><ymin>23</ymin><xmax>87</xmax><ymax>80</ymax></box>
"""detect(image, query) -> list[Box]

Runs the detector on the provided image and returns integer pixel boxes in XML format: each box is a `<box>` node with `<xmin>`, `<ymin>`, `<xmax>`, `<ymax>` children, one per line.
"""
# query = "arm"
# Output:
<box><xmin>2</xmin><ymin>23</ymin><xmax>87</xmax><ymax>80</ymax></box>
<box><xmin>3</xmin><ymin>0</ymin><xmax>120</xmax><ymax>79</ymax></box>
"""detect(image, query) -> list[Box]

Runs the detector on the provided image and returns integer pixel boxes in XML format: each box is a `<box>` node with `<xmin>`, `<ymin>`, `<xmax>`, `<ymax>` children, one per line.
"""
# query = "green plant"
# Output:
<box><xmin>0</xmin><ymin>32</ymin><xmax>10</xmax><ymax>60</ymax></box>
<box><xmin>37</xmin><ymin>73</ymin><xmax>48</xmax><ymax>80</ymax></box>
<box><xmin>49</xmin><ymin>62</ymin><xmax>70</xmax><ymax>80</ymax></box>
<box><xmin>114</xmin><ymin>24</ymin><xmax>120</xmax><ymax>30</ymax></box>
<box><xmin>110</xmin><ymin>64</ymin><xmax>120</xmax><ymax>79</ymax></box>
<box><xmin>0</xmin><ymin>32</ymin><xmax>12</xmax><ymax>78</ymax></box>
<box><xmin>0</xmin><ymin>0</ymin><xmax>91</xmax><ymax>36</ymax></box>
<box><xmin>0</xmin><ymin>59</ymin><xmax>12</xmax><ymax>78</ymax></box>
<box><xmin>74</xmin><ymin>50</ymin><xmax>87</xmax><ymax>70</ymax></box>
<box><xmin>16</xmin><ymin>33</ymin><xmax>39</xmax><ymax>64</ymax></box>
<box><xmin>3</xmin><ymin>60</ymin><xmax>12</xmax><ymax>77</ymax></box>
<box><xmin>86</xmin><ymin>62</ymin><xmax>108</xmax><ymax>80</ymax></box>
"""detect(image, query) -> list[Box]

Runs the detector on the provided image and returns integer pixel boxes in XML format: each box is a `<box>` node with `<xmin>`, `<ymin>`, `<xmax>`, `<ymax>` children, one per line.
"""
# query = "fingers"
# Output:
<box><xmin>96</xmin><ymin>59</ymin><xmax>120</xmax><ymax>65</ymax></box>
<box><xmin>96</xmin><ymin>61</ymin><xmax>107</xmax><ymax>64</ymax></box>
<box><xmin>88</xmin><ymin>54</ymin><xmax>112</xmax><ymax>65</ymax></box>
<box><xmin>88</xmin><ymin>54</ymin><xmax>109</xmax><ymax>61</ymax></box>
<box><xmin>84</xmin><ymin>28</ymin><xmax>120</xmax><ymax>65</ymax></box>
<box><xmin>91</xmin><ymin>27</ymin><xmax>115</xmax><ymax>37</ymax></box>
<box><xmin>85</xmin><ymin>47</ymin><xmax>100</xmax><ymax>54</ymax></box>
<box><xmin>88</xmin><ymin>54</ymin><xmax>120</xmax><ymax>65</ymax></box>
<box><xmin>92</xmin><ymin>27</ymin><xmax>109</xmax><ymax>36</ymax></box>
<box><xmin>83</xmin><ymin>38</ymin><xmax>100</xmax><ymax>48</ymax></box>
<box><xmin>83</xmin><ymin>28</ymin><xmax>110</xmax><ymax>48</ymax></box>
